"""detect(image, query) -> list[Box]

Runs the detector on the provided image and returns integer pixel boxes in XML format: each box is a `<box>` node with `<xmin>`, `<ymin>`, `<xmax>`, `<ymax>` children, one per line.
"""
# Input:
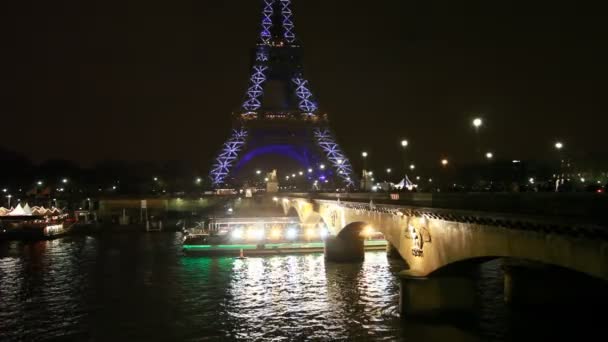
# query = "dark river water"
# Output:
<box><xmin>0</xmin><ymin>233</ymin><xmax>604</xmax><ymax>341</ymax></box>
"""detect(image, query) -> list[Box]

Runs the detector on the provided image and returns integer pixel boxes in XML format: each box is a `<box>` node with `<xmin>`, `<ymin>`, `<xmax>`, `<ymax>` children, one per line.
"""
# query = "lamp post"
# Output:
<box><xmin>555</xmin><ymin>141</ymin><xmax>564</xmax><ymax>191</ymax></box>
<box><xmin>401</xmin><ymin>140</ymin><xmax>408</xmax><ymax>177</ymax></box>
<box><xmin>7</xmin><ymin>194</ymin><xmax>12</xmax><ymax>208</ymax></box>
<box><xmin>472</xmin><ymin>118</ymin><xmax>483</xmax><ymax>155</ymax></box>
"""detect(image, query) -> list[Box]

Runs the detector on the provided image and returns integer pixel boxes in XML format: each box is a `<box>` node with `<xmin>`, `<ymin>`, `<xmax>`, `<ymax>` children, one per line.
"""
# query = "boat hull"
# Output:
<box><xmin>183</xmin><ymin>240</ymin><xmax>388</xmax><ymax>256</ymax></box>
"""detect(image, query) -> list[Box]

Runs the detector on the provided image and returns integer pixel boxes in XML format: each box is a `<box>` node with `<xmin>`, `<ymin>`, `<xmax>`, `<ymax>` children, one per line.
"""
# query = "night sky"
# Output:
<box><xmin>3</xmin><ymin>0</ymin><xmax>606</xmax><ymax>172</ymax></box>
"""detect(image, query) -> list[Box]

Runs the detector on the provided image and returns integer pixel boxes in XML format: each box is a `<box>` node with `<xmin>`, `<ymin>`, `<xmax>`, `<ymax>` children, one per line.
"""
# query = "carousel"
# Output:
<box><xmin>0</xmin><ymin>203</ymin><xmax>73</xmax><ymax>240</ymax></box>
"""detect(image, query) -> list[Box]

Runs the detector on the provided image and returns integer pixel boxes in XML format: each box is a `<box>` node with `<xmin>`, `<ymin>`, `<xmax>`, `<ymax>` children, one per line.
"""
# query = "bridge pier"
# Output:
<box><xmin>324</xmin><ymin>236</ymin><xmax>364</xmax><ymax>262</ymax></box>
<box><xmin>399</xmin><ymin>273</ymin><xmax>476</xmax><ymax>319</ymax></box>
<box><xmin>386</xmin><ymin>242</ymin><xmax>402</xmax><ymax>259</ymax></box>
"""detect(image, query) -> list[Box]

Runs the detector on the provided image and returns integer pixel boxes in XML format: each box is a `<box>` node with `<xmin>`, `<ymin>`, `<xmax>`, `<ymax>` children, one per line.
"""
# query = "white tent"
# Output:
<box><xmin>23</xmin><ymin>203</ymin><xmax>33</xmax><ymax>215</ymax></box>
<box><xmin>394</xmin><ymin>175</ymin><xmax>416</xmax><ymax>191</ymax></box>
<box><xmin>8</xmin><ymin>204</ymin><xmax>28</xmax><ymax>216</ymax></box>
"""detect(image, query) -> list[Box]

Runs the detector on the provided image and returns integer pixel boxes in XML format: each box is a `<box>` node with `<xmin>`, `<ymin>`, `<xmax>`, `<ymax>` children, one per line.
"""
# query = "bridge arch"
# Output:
<box><xmin>336</xmin><ymin>221</ymin><xmax>369</xmax><ymax>240</ymax></box>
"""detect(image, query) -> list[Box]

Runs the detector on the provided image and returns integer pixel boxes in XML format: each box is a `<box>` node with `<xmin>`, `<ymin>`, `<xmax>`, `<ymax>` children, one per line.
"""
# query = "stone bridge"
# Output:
<box><xmin>278</xmin><ymin>193</ymin><xmax>608</xmax><ymax>316</ymax></box>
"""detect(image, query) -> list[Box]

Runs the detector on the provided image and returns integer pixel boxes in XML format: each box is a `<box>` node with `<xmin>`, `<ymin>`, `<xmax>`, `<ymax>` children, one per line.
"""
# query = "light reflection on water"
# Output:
<box><xmin>2</xmin><ymin>233</ymin><xmax>602</xmax><ymax>341</ymax></box>
<box><xmin>1</xmin><ymin>234</ymin><xmax>406</xmax><ymax>341</ymax></box>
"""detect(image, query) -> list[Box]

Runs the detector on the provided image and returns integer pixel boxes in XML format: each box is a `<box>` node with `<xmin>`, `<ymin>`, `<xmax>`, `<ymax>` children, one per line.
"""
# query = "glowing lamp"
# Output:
<box><xmin>270</xmin><ymin>228</ymin><xmax>281</xmax><ymax>240</ymax></box>
<box><xmin>286</xmin><ymin>228</ymin><xmax>298</xmax><ymax>240</ymax></box>
<box><xmin>361</xmin><ymin>225</ymin><xmax>374</xmax><ymax>238</ymax></box>
<box><xmin>305</xmin><ymin>228</ymin><xmax>316</xmax><ymax>239</ymax></box>
<box><xmin>319</xmin><ymin>228</ymin><xmax>329</xmax><ymax>239</ymax></box>
<box><xmin>231</xmin><ymin>229</ymin><xmax>243</xmax><ymax>240</ymax></box>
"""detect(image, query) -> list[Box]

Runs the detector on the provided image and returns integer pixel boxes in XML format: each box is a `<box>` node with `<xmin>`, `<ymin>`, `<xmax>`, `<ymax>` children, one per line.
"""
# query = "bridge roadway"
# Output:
<box><xmin>275</xmin><ymin>192</ymin><xmax>608</xmax><ymax>317</ymax></box>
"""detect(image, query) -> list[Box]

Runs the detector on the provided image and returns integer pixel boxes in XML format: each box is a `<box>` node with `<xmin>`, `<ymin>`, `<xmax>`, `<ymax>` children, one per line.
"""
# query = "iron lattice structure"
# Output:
<box><xmin>209</xmin><ymin>0</ymin><xmax>355</xmax><ymax>188</ymax></box>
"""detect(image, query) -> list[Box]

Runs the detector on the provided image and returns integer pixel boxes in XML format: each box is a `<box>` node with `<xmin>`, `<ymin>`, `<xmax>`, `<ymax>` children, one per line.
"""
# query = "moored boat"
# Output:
<box><xmin>0</xmin><ymin>204</ymin><xmax>74</xmax><ymax>240</ymax></box>
<box><xmin>182</xmin><ymin>216</ymin><xmax>387</xmax><ymax>256</ymax></box>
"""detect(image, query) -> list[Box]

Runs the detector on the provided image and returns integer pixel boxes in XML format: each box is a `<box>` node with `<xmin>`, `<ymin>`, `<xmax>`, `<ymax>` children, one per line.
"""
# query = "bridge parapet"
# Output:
<box><xmin>284</xmin><ymin>192</ymin><xmax>608</xmax><ymax>227</ymax></box>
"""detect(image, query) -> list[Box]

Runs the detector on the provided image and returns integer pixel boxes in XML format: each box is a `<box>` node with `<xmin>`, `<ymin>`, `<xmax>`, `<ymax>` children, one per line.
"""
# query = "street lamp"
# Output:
<box><xmin>6</xmin><ymin>194</ymin><xmax>12</xmax><ymax>207</ymax></box>
<box><xmin>473</xmin><ymin>118</ymin><xmax>483</xmax><ymax>129</ymax></box>
<box><xmin>319</xmin><ymin>164</ymin><xmax>326</xmax><ymax>170</ymax></box>
<box><xmin>554</xmin><ymin>141</ymin><xmax>565</xmax><ymax>191</ymax></box>
<box><xmin>472</xmin><ymin>118</ymin><xmax>483</xmax><ymax>156</ymax></box>
<box><xmin>409</xmin><ymin>164</ymin><xmax>416</xmax><ymax>170</ymax></box>
<box><xmin>62</xmin><ymin>178</ymin><xmax>68</xmax><ymax>184</ymax></box>
<box><xmin>486</xmin><ymin>152</ymin><xmax>494</xmax><ymax>160</ymax></box>
<box><xmin>256</xmin><ymin>170</ymin><xmax>262</xmax><ymax>175</ymax></box>
<box><xmin>386</xmin><ymin>168</ymin><xmax>391</xmax><ymax>174</ymax></box>
<box><xmin>400</xmin><ymin>140</ymin><xmax>408</xmax><ymax>176</ymax></box>
<box><xmin>441</xmin><ymin>159</ymin><xmax>449</xmax><ymax>166</ymax></box>
<box><xmin>195</xmin><ymin>177</ymin><xmax>202</xmax><ymax>184</ymax></box>
<box><xmin>37</xmin><ymin>181</ymin><xmax>43</xmax><ymax>186</ymax></box>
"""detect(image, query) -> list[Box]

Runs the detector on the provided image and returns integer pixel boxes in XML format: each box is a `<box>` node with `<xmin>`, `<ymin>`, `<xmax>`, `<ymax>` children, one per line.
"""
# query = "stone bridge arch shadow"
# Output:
<box><xmin>323</xmin><ymin>222</ymin><xmax>370</xmax><ymax>263</ymax></box>
<box><xmin>400</xmin><ymin>253</ymin><xmax>608</xmax><ymax>320</ymax></box>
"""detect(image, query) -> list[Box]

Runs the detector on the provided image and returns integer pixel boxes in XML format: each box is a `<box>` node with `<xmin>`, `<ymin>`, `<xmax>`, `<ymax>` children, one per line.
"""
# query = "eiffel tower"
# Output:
<box><xmin>209</xmin><ymin>0</ymin><xmax>355</xmax><ymax>188</ymax></box>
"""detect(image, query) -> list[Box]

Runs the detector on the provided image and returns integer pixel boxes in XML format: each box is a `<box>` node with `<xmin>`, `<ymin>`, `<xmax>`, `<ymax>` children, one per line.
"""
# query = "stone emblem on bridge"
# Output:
<box><xmin>406</xmin><ymin>224</ymin><xmax>431</xmax><ymax>257</ymax></box>
<box><xmin>330</xmin><ymin>210</ymin><xmax>339</xmax><ymax>229</ymax></box>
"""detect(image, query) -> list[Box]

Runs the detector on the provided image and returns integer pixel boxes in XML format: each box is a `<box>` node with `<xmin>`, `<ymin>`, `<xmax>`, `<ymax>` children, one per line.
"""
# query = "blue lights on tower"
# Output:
<box><xmin>314</xmin><ymin>128</ymin><xmax>355</xmax><ymax>186</ymax></box>
<box><xmin>209</xmin><ymin>1</ymin><xmax>357</xmax><ymax>189</ymax></box>
<box><xmin>293</xmin><ymin>78</ymin><xmax>318</xmax><ymax>113</ymax></box>
<box><xmin>242</xmin><ymin>66</ymin><xmax>269</xmax><ymax>111</ymax></box>
<box><xmin>260</xmin><ymin>0</ymin><xmax>275</xmax><ymax>45</ymax></box>
<box><xmin>210</xmin><ymin>128</ymin><xmax>249</xmax><ymax>187</ymax></box>
<box><xmin>280</xmin><ymin>0</ymin><xmax>296</xmax><ymax>43</ymax></box>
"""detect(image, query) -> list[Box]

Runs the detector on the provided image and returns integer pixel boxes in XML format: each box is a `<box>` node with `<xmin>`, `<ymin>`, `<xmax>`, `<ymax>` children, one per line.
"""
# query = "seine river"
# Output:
<box><xmin>0</xmin><ymin>233</ymin><xmax>602</xmax><ymax>341</ymax></box>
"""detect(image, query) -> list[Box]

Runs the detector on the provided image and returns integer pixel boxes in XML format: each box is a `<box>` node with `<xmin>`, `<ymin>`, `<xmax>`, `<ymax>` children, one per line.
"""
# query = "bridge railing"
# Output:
<box><xmin>282</xmin><ymin>192</ymin><xmax>608</xmax><ymax>227</ymax></box>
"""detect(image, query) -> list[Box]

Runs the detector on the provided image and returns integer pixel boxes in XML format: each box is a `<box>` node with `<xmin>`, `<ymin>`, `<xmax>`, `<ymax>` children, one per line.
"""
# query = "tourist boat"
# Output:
<box><xmin>0</xmin><ymin>204</ymin><xmax>74</xmax><ymax>240</ymax></box>
<box><xmin>182</xmin><ymin>217</ymin><xmax>387</xmax><ymax>256</ymax></box>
